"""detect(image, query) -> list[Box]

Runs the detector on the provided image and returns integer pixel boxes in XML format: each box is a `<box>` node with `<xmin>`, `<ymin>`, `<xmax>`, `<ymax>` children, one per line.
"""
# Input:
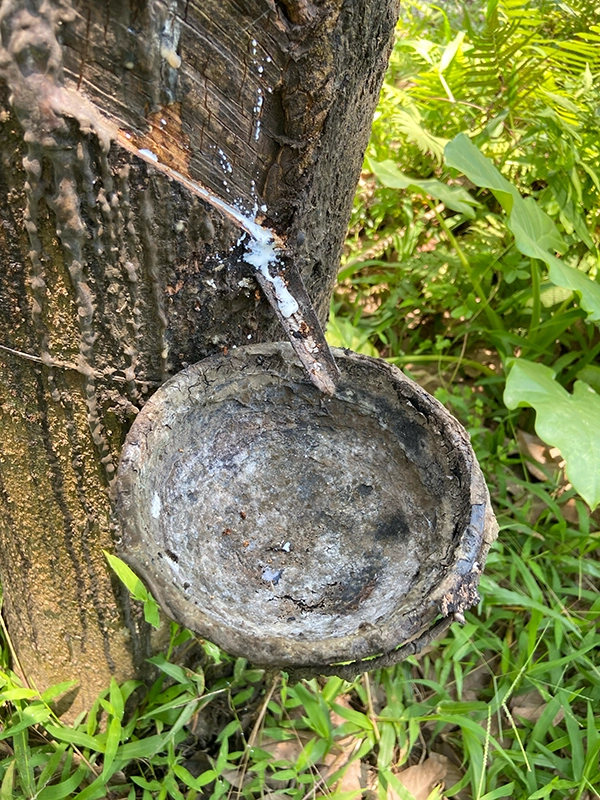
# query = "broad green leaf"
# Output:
<box><xmin>504</xmin><ymin>359</ymin><xmax>600</xmax><ymax>508</ymax></box>
<box><xmin>445</xmin><ymin>133</ymin><xmax>520</xmax><ymax>213</ymax></box>
<box><xmin>108</xmin><ymin>678</ymin><xmax>124</xmax><ymax>722</ymax></box>
<box><xmin>367</xmin><ymin>156</ymin><xmax>479</xmax><ymax>217</ymax></box>
<box><xmin>506</xmin><ymin>201</ymin><xmax>600</xmax><ymax>319</ymax></box>
<box><xmin>144</xmin><ymin>597</ymin><xmax>161</xmax><ymax>628</ymax></box>
<box><xmin>439</xmin><ymin>31</ymin><xmax>465</xmax><ymax>72</ymax></box>
<box><xmin>508</xmin><ymin>196</ymin><xmax>566</xmax><ymax>255</ymax></box>
<box><xmin>41</xmin><ymin>680</ymin><xmax>79</xmax><ymax>703</ymax></box>
<box><xmin>577</xmin><ymin>365</ymin><xmax>600</xmax><ymax>394</ymax></box>
<box><xmin>103</xmin><ymin>552</ymin><xmax>148</xmax><ymax>601</ymax></box>
<box><xmin>542</xmin><ymin>252</ymin><xmax>600</xmax><ymax>321</ymax></box>
<box><xmin>37</xmin><ymin>764</ymin><xmax>88</xmax><ymax>800</ymax></box>
<box><xmin>13</xmin><ymin>728</ymin><xmax>35</xmax><ymax>798</ymax></box>
<box><xmin>445</xmin><ymin>135</ymin><xmax>566</xmax><ymax>251</ymax></box>
<box><xmin>45</xmin><ymin>724</ymin><xmax>104</xmax><ymax>752</ymax></box>
<box><xmin>506</xmin><ymin>359</ymin><xmax>569</xmax><ymax>406</ymax></box>
<box><xmin>0</xmin><ymin>761</ymin><xmax>15</xmax><ymax>800</ymax></box>
<box><xmin>326</xmin><ymin>314</ymin><xmax>379</xmax><ymax>357</ymax></box>
<box><xmin>0</xmin><ymin>705</ymin><xmax>51</xmax><ymax>740</ymax></box>
<box><xmin>101</xmin><ymin>717</ymin><xmax>121</xmax><ymax>779</ymax></box>
<box><xmin>114</xmin><ymin>733</ymin><xmax>168</xmax><ymax>760</ymax></box>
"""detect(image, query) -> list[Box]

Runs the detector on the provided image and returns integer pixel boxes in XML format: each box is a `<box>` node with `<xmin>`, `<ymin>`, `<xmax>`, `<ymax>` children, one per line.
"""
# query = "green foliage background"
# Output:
<box><xmin>331</xmin><ymin>0</ymin><xmax>600</xmax><ymax>508</ymax></box>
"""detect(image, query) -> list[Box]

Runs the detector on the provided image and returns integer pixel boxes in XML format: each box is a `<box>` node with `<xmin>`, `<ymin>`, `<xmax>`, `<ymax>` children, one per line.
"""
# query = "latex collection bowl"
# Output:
<box><xmin>116</xmin><ymin>343</ymin><xmax>497</xmax><ymax>675</ymax></box>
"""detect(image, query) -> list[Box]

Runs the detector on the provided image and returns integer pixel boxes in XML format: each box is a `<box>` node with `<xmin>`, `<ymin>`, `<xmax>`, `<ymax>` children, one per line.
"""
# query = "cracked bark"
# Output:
<box><xmin>0</xmin><ymin>0</ymin><xmax>398</xmax><ymax>714</ymax></box>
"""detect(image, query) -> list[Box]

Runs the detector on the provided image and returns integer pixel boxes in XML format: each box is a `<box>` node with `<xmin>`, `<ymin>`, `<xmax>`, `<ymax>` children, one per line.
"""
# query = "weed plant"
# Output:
<box><xmin>1</xmin><ymin>1</ymin><xmax>600</xmax><ymax>798</ymax></box>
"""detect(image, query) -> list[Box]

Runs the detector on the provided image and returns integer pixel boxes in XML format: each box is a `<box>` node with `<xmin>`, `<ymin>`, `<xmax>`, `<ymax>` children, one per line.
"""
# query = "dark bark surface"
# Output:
<box><xmin>0</xmin><ymin>0</ymin><xmax>398</xmax><ymax>713</ymax></box>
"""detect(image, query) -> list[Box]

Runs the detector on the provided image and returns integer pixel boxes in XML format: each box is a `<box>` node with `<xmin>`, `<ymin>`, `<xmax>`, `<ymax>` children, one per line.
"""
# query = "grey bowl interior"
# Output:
<box><xmin>116</xmin><ymin>343</ymin><xmax>497</xmax><ymax>668</ymax></box>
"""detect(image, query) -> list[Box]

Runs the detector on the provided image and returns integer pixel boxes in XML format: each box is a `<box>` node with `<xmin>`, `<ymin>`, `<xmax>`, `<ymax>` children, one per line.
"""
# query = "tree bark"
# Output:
<box><xmin>0</xmin><ymin>0</ymin><xmax>398</xmax><ymax>714</ymax></box>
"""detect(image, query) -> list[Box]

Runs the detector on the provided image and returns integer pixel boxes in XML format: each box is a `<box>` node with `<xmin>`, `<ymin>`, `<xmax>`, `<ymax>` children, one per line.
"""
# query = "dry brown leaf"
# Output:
<box><xmin>323</xmin><ymin>693</ymin><xmax>367</xmax><ymax>790</ymax></box>
<box><xmin>389</xmin><ymin>756</ymin><xmax>448</xmax><ymax>800</ymax></box>
<box><xmin>260</xmin><ymin>731</ymin><xmax>313</xmax><ymax>763</ymax></box>
<box><xmin>510</xmin><ymin>690</ymin><xmax>565</xmax><ymax>727</ymax></box>
<box><xmin>428</xmin><ymin>749</ymin><xmax>467</xmax><ymax>800</ymax></box>
<box><xmin>516</xmin><ymin>429</ymin><xmax>565</xmax><ymax>483</ymax></box>
<box><xmin>459</xmin><ymin>658</ymin><xmax>495</xmax><ymax>702</ymax></box>
<box><xmin>336</xmin><ymin>758</ymin><xmax>364</xmax><ymax>792</ymax></box>
<box><xmin>260</xmin><ymin>699</ymin><xmax>368</xmax><ymax>796</ymax></box>
<box><xmin>330</xmin><ymin>694</ymin><xmax>355</xmax><ymax>728</ymax></box>
<box><xmin>258</xmin><ymin>732</ymin><xmax>314</xmax><ymax>790</ymax></box>
<box><xmin>322</xmin><ymin>733</ymin><xmax>365</xmax><ymax>786</ymax></box>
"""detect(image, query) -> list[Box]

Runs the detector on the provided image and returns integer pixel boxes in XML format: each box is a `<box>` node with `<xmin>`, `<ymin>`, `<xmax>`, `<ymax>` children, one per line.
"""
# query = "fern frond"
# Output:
<box><xmin>392</xmin><ymin>107</ymin><xmax>449</xmax><ymax>164</ymax></box>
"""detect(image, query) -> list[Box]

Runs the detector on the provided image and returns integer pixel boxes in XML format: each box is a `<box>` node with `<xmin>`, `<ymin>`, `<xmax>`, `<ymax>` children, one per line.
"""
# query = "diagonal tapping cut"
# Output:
<box><xmin>117</xmin><ymin>134</ymin><xmax>340</xmax><ymax>395</ymax></box>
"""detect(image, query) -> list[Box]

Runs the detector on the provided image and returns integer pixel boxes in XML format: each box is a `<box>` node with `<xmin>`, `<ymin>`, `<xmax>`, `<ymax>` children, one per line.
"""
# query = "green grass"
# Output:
<box><xmin>2</xmin><ymin>0</ymin><xmax>600</xmax><ymax>798</ymax></box>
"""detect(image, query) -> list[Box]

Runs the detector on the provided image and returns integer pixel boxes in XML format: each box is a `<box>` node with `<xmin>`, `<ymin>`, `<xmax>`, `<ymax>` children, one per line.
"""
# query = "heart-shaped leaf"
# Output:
<box><xmin>504</xmin><ymin>359</ymin><xmax>600</xmax><ymax>509</ymax></box>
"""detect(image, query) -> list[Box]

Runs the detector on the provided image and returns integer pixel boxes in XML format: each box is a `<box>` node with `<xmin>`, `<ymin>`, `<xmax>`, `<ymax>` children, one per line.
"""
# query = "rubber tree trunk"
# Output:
<box><xmin>0</xmin><ymin>0</ymin><xmax>398</xmax><ymax>714</ymax></box>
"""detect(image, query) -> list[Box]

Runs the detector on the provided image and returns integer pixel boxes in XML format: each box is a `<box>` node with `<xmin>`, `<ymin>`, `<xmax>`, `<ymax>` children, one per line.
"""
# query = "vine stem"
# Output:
<box><xmin>528</xmin><ymin>258</ymin><xmax>541</xmax><ymax>341</ymax></box>
<box><xmin>386</xmin><ymin>354</ymin><xmax>497</xmax><ymax>377</ymax></box>
<box><xmin>429</xmin><ymin>201</ymin><xmax>505</xmax><ymax>333</ymax></box>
